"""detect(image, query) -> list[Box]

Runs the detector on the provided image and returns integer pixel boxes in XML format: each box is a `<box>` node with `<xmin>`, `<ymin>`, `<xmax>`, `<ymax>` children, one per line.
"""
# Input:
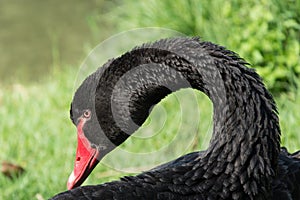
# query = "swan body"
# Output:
<box><xmin>51</xmin><ymin>37</ymin><xmax>300</xmax><ymax>200</ymax></box>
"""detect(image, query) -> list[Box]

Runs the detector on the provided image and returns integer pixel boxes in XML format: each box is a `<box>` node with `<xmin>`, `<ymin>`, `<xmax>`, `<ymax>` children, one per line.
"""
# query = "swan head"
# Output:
<box><xmin>66</xmin><ymin>46</ymin><xmax>187</xmax><ymax>190</ymax></box>
<box><xmin>67</xmin><ymin>70</ymin><xmax>120</xmax><ymax>190</ymax></box>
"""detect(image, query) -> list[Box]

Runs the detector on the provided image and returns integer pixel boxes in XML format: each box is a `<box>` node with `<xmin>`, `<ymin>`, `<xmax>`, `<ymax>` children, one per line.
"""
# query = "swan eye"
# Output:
<box><xmin>83</xmin><ymin>110</ymin><xmax>91</xmax><ymax>118</ymax></box>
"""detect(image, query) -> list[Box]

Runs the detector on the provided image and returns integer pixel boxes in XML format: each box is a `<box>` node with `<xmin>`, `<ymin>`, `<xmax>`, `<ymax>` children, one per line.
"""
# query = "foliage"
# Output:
<box><xmin>112</xmin><ymin>0</ymin><xmax>300</xmax><ymax>93</ymax></box>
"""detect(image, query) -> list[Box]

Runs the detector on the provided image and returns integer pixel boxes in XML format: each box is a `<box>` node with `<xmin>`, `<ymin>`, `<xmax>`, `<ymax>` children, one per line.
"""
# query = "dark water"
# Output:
<box><xmin>0</xmin><ymin>0</ymin><xmax>112</xmax><ymax>84</ymax></box>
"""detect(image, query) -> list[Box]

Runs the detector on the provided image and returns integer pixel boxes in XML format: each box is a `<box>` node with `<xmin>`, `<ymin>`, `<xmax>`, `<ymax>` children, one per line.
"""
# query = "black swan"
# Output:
<box><xmin>51</xmin><ymin>37</ymin><xmax>300</xmax><ymax>199</ymax></box>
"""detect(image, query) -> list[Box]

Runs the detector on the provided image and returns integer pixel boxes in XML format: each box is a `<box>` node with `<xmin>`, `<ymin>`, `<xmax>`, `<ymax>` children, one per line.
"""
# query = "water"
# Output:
<box><xmin>0</xmin><ymin>0</ymin><xmax>110</xmax><ymax>84</ymax></box>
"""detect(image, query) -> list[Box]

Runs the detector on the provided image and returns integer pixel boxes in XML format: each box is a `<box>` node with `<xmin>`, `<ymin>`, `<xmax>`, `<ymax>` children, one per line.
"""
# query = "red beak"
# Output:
<box><xmin>67</xmin><ymin>119</ymin><xmax>100</xmax><ymax>190</ymax></box>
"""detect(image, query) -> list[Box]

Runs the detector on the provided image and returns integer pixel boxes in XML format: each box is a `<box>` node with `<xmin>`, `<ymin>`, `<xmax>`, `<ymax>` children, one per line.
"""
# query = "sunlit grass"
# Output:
<box><xmin>0</xmin><ymin>67</ymin><xmax>77</xmax><ymax>199</ymax></box>
<box><xmin>277</xmin><ymin>82</ymin><xmax>300</xmax><ymax>152</ymax></box>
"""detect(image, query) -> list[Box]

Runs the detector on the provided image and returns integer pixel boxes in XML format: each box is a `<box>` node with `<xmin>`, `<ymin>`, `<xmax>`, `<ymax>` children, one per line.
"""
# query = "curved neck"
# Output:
<box><xmin>95</xmin><ymin>38</ymin><xmax>280</xmax><ymax>194</ymax></box>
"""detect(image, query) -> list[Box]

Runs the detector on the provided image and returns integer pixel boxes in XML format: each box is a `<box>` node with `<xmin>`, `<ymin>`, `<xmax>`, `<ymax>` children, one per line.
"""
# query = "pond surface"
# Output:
<box><xmin>0</xmin><ymin>0</ymin><xmax>111</xmax><ymax>84</ymax></box>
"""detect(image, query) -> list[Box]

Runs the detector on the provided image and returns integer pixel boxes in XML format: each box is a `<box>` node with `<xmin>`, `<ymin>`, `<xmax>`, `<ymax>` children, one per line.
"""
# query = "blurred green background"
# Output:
<box><xmin>0</xmin><ymin>0</ymin><xmax>299</xmax><ymax>199</ymax></box>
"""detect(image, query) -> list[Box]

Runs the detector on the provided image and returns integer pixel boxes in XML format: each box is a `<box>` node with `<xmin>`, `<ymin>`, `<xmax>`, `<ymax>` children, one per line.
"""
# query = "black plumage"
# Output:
<box><xmin>51</xmin><ymin>37</ymin><xmax>300</xmax><ymax>200</ymax></box>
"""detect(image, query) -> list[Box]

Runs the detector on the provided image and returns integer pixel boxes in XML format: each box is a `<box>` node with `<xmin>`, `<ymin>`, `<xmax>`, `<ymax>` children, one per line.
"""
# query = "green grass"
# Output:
<box><xmin>0</xmin><ymin>65</ymin><xmax>299</xmax><ymax>199</ymax></box>
<box><xmin>0</xmin><ymin>67</ymin><xmax>76</xmax><ymax>199</ymax></box>
<box><xmin>277</xmin><ymin>84</ymin><xmax>300</xmax><ymax>152</ymax></box>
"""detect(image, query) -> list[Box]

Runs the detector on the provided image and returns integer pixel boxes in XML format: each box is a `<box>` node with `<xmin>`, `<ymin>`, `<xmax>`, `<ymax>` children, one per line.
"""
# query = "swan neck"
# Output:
<box><xmin>95</xmin><ymin>39</ymin><xmax>280</xmax><ymax>165</ymax></box>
